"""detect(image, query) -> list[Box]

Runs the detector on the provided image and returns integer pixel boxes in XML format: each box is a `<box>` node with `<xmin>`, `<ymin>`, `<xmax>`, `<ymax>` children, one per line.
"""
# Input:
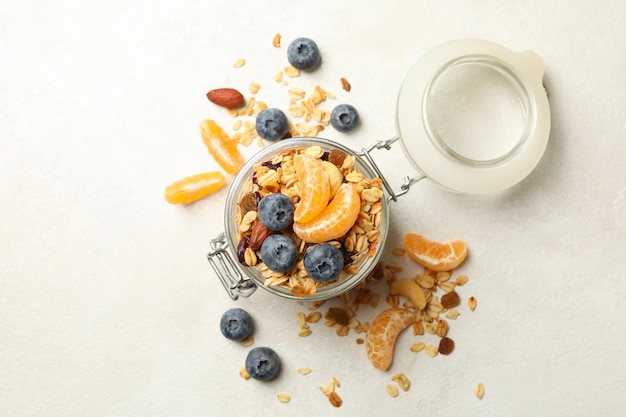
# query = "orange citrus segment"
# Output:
<box><xmin>293</xmin><ymin>153</ymin><xmax>330</xmax><ymax>223</ymax></box>
<box><xmin>403</xmin><ymin>233</ymin><xmax>468</xmax><ymax>272</ymax></box>
<box><xmin>293</xmin><ymin>183</ymin><xmax>360</xmax><ymax>243</ymax></box>
<box><xmin>365</xmin><ymin>308</ymin><xmax>415</xmax><ymax>371</ymax></box>
<box><xmin>164</xmin><ymin>171</ymin><xmax>226</xmax><ymax>204</ymax></box>
<box><xmin>200</xmin><ymin>119</ymin><xmax>244</xmax><ymax>175</ymax></box>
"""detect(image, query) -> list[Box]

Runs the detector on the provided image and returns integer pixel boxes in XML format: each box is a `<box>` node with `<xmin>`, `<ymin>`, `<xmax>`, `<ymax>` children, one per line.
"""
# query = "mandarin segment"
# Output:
<box><xmin>365</xmin><ymin>308</ymin><xmax>415</xmax><ymax>371</ymax></box>
<box><xmin>200</xmin><ymin>119</ymin><xmax>244</xmax><ymax>175</ymax></box>
<box><xmin>164</xmin><ymin>171</ymin><xmax>226</xmax><ymax>204</ymax></box>
<box><xmin>403</xmin><ymin>233</ymin><xmax>468</xmax><ymax>272</ymax></box>
<box><xmin>293</xmin><ymin>153</ymin><xmax>330</xmax><ymax>223</ymax></box>
<box><xmin>292</xmin><ymin>183</ymin><xmax>360</xmax><ymax>243</ymax></box>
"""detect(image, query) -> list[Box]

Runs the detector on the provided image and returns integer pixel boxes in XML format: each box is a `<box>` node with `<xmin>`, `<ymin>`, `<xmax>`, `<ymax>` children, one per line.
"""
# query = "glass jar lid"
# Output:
<box><xmin>396</xmin><ymin>39</ymin><xmax>551</xmax><ymax>193</ymax></box>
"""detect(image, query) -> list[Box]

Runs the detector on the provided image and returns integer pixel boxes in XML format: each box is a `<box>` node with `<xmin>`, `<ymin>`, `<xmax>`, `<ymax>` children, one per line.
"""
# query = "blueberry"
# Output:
<box><xmin>219</xmin><ymin>308</ymin><xmax>253</xmax><ymax>341</ymax></box>
<box><xmin>287</xmin><ymin>37</ymin><xmax>321</xmax><ymax>71</ymax></box>
<box><xmin>330</xmin><ymin>104</ymin><xmax>360</xmax><ymax>132</ymax></box>
<box><xmin>245</xmin><ymin>346</ymin><xmax>281</xmax><ymax>381</ymax></box>
<box><xmin>260</xmin><ymin>234</ymin><xmax>297</xmax><ymax>273</ymax></box>
<box><xmin>258</xmin><ymin>193</ymin><xmax>295</xmax><ymax>232</ymax></box>
<box><xmin>303</xmin><ymin>243</ymin><xmax>344</xmax><ymax>282</ymax></box>
<box><xmin>255</xmin><ymin>108</ymin><xmax>289</xmax><ymax>141</ymax></box>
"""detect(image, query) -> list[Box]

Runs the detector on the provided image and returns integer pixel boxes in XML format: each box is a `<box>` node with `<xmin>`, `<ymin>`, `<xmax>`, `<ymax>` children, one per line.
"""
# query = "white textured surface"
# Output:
<box><xmin>1</xmin><ymin>1</ymin><xmax>625</xmax><ymax>416</ymax></box>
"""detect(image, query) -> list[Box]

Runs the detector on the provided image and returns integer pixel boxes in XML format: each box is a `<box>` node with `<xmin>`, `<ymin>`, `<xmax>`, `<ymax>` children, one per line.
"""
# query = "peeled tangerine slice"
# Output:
<box><xmin>164</xmin><ymin>171</ymin><xmax>226</xmax><ymax>204</ymax></box>
<box><xmin>293</xmin><ymin>183</ymin><xmax>360</xmax><ymax>243</ymax></box>
<box><xmin>366</xmin><ymin>308</ymin><xmax>416</xmax><ymax>371</ymax></box>
<box><xmin>403</xmin><ymin>233</ymin><xmax>468</xmax><ymax>272</ymax></box>
<box><xmin>200</xmin><ymin>119</ymin><xmax>244</xmax><ymax>175</ymax></box>
<box><xmin>293</xmin><ymin>153</ymin><xmax>330</xmax><ymax>223</ymax></box>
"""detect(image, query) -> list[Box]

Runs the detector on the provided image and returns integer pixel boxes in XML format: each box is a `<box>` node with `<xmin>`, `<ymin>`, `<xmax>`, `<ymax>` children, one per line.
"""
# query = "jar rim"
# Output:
<box><xmin>423</xmin><ymin>55</ymin><xmax>533</xmax><ymax>166</ymax></box>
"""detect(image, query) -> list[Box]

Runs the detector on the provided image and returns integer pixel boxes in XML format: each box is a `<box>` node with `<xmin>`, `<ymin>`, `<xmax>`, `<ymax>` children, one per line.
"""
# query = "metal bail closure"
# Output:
<box><xmin>357</xmin><ymin>137</ymin><xmax>426</xmax><ymax>203</ymax></box>
<box><xmin>207</xmin><ymin>233</ymin><xmax>257</xmax><ymax>300</ymax></box>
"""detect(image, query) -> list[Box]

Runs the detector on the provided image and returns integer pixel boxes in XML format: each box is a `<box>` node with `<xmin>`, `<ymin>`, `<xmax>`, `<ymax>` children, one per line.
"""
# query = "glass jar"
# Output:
<box><xmin>208</xmin><ymin>137</ymin><xmax>390</xmax><ymax>301</ymax></box>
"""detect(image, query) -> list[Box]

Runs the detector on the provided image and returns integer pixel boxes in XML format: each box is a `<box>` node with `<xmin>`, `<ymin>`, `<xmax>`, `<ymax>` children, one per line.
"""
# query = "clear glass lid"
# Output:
<box><xmin>396</xmin><ymin>39</ymin><xmax>551</xmax><ymax>194</ymax></box>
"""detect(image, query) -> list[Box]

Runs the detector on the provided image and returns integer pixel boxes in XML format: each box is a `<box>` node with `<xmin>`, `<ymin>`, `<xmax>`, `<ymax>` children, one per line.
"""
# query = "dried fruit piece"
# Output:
<box><xmin>206</xmin><ymin>88</ymin><xmax>245</xmax><ymax>109</ymax></box>
<box><xmin>404</xmin><ymin>233</ymin><xmax>468</xmax><ymax>272</ymax></box>
<box><xmin>200</xmin><ymin>119</ymin><xmax>244</xmax><ymax>175</ymax></box>
<box><xmin>365</xmin><ymin>308</ymin><xmax>415</xmax><ymax>370</ymax></box>
<box><xmin>438</xmin><ymin>337</ymin><xmax>455</xmax><ymax>355</ymax></box>
<box><xmin>441</xmin><ymin>291</ymin><xmax>461</xmax><ymax>309</ymax></box>
<box><xmin>293</xmin><ymin>183</ymin><xmax>361</xmax><ymax>243</ymax></box>
<box><xmin>327</xmin><ymin>149</ymin><xmax>347</xmax><ymax>167</ymax></box>
<box><xmin>164</xmin><ymin>171</ymin><xmax>226</xmax><ymax>205</ymax></box>
<box><xmin>293</xmin><ymin>153</ymin><xmax>330</xmax><ymax>223</ymax></box>
<box><xmin>239</xmin><ymin>191</ymin><xmax>259</xmax><ymax>214</ymax></box>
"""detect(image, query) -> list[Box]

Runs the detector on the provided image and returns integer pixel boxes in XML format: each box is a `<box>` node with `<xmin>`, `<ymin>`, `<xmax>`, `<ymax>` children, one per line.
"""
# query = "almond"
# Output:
<box><xmin>249</xmin><ymin>221</ymin><xmax>273</xmax><ymax>250</ymax></box>
<box><xmin>206</xmin><ymin>88</ymin><xmax>245</xmax><ymax>109</ymax></box>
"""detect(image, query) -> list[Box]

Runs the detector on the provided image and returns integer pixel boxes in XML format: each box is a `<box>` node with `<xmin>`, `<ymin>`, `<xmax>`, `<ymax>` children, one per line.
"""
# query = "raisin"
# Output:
<box><xmin>438</xmin><ymin>337</ymin><xmax>455</xmax><ymax>355</ymax></box>
<box><xmin>328</xmin><ymin>149</ymin><xmax>347</xmax><ymax>167</ymax></box>
<box><xmin>325</xmin><ymin>307</ymin><xmax>349</xmax><ymax>326</ymax></box>
<box><xmin>441</xmin><ymin>291</ymin><xmax>460</xmax><ymax>309</ymax></box>
<box><xmin>261</xmin><ymin>160</ymin><xmax>281</xmax><ymax>170</ymax></box>
<box><xmin>237</xmin><ymin>235</ymin><xmax>250</xmax><ymax>265</ymax></box>
<box><xmin>239</xmin><ymin>192</ymin><xmax>258</xmax><ymax>214</ymax></box>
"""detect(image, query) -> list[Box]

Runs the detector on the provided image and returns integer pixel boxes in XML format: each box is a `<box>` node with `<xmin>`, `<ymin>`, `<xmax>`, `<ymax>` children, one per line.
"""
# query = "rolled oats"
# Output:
<box><xmin>386</xmin><ymin>384</ymin><xmax>399</xmax><ymax>397</ymax></box>
<box><xmin>276</xmin><ymin>393</ymin><xmax>291</xmax><ymax>403</ymax></box>
<box><xmin>391</xmin><ymin>373</ymin><xmax>411</xmax><ymax>391</ymax></box>
<box><xmin>410</xmin><ymin>341</ymin><xmax>425</xmax><ymax>352</ymax></box>
<box><xmin>240</xmin><ymin>336</ymin><xmax>254</xmax><ymax>347</ymax></box>
<box><xmin>474</xmin><ymin>381</ymin><xmax>485</xmax><ymax>399</ymax></box>
<box><xmin>445</xmin><ymin>308</ymin><xmax>461</xmax><ymax>320</ymax></box>
<box><xmin>468</xmin><ymin>296</ymin><xmax>477</xmax><ymax>311</ymax></box>
<box><xmin>272</xmin><ymin>33</ymin><xmax>281</xmax><ymax>48</ymax></box>
<box><xmin>424</xmin><ymin>344</ymin><xmax>439</xmax><ymax>357</ymax></box>
<box><xmin>249</xmin><ymin>81</ymin><xmax>261</xmax><ymax>94</ymax></box>
<box><xmin>297</xmin><ymin>367</ymin><xmax>312</xmax><ymax>375</ymax></box>
<box><xmin>284</xmin><ymin>65</ymin><xmax>300</xmax><ymax>77</ymax></box>
<box><xmin>306</xmin><ymin>311</ymin><xmax>322</xmax><ymax>323</ymax></box>
<box><xmin>455</xmin><ymin>274</ymin><xmax>469</xmax><ymax>286</ymax></box>
<box><xmin>233</xmin><ymin>58</ymin><xmax>246</xmax><ymax>68</ymax></box>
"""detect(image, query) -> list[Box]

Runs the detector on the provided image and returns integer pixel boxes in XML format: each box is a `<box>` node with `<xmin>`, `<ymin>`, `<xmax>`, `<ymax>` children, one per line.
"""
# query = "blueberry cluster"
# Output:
<box><xmin>220</xmin><ymin>308</ymin><xmax>281</xmax><ymax>381</ymax></box>
<box><xmin>254</xmin><ymin>192</ymin><xmax>345</xmax><ymax>283</ymax></box>
<box><xmin>254</xmin><ymin>36</ymin><xmax>360</xmax><ymax>142</ymax></box>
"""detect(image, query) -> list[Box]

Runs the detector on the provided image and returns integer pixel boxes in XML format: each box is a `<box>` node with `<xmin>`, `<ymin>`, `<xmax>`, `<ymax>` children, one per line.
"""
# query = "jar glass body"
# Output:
<box><xmin>223</xmin><ymin>137</ymin><xmax>390</xmax><ymax>301</ymax></box>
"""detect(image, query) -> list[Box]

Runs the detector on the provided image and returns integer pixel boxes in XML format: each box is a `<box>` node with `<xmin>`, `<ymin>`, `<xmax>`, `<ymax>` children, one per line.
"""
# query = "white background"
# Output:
<box><xmin>1</xmin><ymin>1</ymin><xmax>625</xmax><ymax>416</ymax></box>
